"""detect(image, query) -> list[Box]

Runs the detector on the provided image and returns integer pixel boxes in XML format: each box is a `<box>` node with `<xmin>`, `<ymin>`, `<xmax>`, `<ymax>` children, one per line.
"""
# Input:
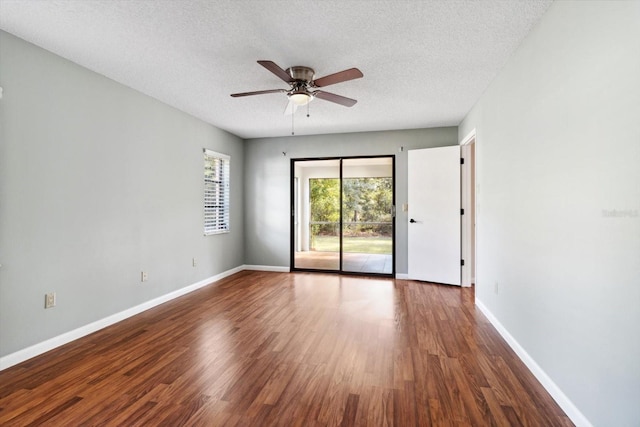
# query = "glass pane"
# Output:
<box><xmin>342</xmin><ymin>158</ymin><xmax>393</xmax><ymax>274</ymax></box>
<box><xmin>293</xmin><ymin>159</ymin><xmax>341</xmax><ymax>271</ymax></box>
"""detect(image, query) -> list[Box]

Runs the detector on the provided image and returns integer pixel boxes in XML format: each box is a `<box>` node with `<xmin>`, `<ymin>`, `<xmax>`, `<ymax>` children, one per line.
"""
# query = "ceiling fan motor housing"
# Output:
<box><xmin>286</xmin><ymin>66</ymin><xmax>315</xmax><ymax>84</ymax></box>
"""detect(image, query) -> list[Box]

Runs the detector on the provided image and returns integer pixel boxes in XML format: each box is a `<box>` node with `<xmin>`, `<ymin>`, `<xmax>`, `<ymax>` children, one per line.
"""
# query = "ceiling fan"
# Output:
<box><xmin>231</xmin><ymin>60</ymin><xmax>363</xmax><ymax>112</ymax></box>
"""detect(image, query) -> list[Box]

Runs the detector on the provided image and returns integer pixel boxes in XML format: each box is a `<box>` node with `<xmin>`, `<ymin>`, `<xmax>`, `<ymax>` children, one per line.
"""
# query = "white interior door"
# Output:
<box><xmin>408</xmin><ymin>146</ymin><xmax>461</xmax><ymax>285</ymax></box>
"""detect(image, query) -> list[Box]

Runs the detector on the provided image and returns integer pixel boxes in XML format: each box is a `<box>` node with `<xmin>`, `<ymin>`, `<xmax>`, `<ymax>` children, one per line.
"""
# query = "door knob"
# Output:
<box><xmin>409</xmin><ymin>218</ymin><xmax>417</xmax><ymax>223</ymax></box>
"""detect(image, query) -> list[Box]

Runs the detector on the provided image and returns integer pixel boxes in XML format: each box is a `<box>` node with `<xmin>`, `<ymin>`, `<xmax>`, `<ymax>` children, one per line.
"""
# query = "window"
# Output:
<box><xmin>203</xmin><ymin>149</ymin><xmax>230</xmax><ymax>235</ymax></box>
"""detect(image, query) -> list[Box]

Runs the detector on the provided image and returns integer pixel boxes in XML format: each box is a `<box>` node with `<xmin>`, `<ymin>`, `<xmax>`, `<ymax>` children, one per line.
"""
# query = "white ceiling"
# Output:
<box><xmin>0</xmin><ymin>0</ymin><xmax>553</xmax><ymax>139</ymax></box>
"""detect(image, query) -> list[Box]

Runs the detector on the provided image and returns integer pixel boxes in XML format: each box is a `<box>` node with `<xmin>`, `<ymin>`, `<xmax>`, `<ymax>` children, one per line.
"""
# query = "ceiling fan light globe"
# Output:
<box><xmin>289</xmin><ymin>93</ymin><xmax>311</xmax><ymax>106</ymax></box>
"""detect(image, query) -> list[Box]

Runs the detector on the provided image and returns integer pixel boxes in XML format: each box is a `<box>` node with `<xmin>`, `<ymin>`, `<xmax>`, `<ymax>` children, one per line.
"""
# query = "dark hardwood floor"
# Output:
<box><xmin>0</xmin><ymin>271</ymin><xmax>572</xmax><ymax>426</ymax></box>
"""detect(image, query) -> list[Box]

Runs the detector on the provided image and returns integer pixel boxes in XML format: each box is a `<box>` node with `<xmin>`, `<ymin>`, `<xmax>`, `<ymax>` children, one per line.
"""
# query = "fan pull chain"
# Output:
<box><xmin>307</xmin><ymin>102</ymin><xmax>310</xmax><ymax>118</ymax></box>
<box><xmin>291</xmin><ymin>110</ymin><xmax>294</xmax><ymax>136</ymax></box>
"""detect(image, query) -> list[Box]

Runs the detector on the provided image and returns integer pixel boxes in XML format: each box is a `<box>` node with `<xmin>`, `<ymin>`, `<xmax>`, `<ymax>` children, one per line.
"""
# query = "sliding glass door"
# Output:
<box><xmin>293</xmin><ymin>159</ymin><xmax>341</xmax><ymax>271</ymax></box>
<box><xmin>341</xmin><ymin>158</ymin><xmax>394</xmax><ymax>274</ymax></box>
<box><xmin>291</xmin><ymin>156</ymin><xmax>395</xmax><ymax>276</ymax></box>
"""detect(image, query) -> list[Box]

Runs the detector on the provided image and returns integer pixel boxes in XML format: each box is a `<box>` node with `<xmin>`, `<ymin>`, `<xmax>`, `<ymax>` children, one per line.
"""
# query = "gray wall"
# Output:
<box><xmin>243</xmin><ymin>127</ymin><xmax>458</xmax><ymax>272</ymax></box>
<box><xmin>0</xmin><ymin>31</ymin><xmax>244</xmax><ymax>357</ymax></box>
<box><xmin>459</xmin><ymin>1</ymin><xmax>640</xmax><ymax>425</ymax></box>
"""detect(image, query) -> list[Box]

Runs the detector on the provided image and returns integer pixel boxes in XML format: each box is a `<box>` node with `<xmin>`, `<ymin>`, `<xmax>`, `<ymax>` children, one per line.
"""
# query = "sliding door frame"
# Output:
<box><xmin>290</xmin><ymin>155</ymin><xmax>396</xmax><ymax>277</ymax></box>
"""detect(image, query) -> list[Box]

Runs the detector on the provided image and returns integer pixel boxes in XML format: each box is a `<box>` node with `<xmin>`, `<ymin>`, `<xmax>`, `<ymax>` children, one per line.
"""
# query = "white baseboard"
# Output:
<box><xmin>395</xmin><ymin>273</ymin><xmax>409</xmax><ymax>279</ymax></box>
<box><xmin>475</xmin><ymin>299</ymin><xmax>593</xmax><ymax>427</ymax></box>
<box><xmin>0</xmin><ymin>265</ymin><xmax>245</xmax><ymax>371</ymax></box>
<box><xmin>243</xmin><ymin>264</ymin><xmax>290</xmax><ymax>272</ymax></box>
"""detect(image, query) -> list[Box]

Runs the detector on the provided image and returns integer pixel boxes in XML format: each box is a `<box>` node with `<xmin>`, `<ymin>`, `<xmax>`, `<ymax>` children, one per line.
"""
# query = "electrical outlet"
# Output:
<box><xmin>141</xmin><ymin>271</ymin><xmax>148</xmax><ymax>282</ymax></box>
<box><xmin>192</xmin><ymin>257</ymin><xmax>197</xmax><ymax>267</ymax></box>
<box><xmin>494</xmin><ymin>282</ymin><xmax>499</xmax><ymax>294</ymax></box>
<box><xmin>45</xmin><ymin>292</ymin><xmax>56</xmax><ymax>309</ymax></box>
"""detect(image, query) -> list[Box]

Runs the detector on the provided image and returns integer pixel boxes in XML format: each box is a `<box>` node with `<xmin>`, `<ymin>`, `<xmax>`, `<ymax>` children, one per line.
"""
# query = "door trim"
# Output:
<box><xmin>460</xmin><ymin>129</ymin><xmax>477</xmax><ymax>288</ymax></box>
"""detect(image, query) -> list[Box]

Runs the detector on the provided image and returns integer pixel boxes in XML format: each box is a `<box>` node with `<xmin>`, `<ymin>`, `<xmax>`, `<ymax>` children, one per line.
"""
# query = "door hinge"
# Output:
<box><xmin>461</xmin><ymin>158</ymin><xmax>465</xmax><ymax>165</ymax></box>
<box><xmin>461</xmin><ymin>208</ymin><xmax>464</xmax><ymax>215</ymax></box>
<box><xmin>461</xmin><ymin>259</ymin><xmax>465</xmax><ymax>266</ymax></box>
<box><xmin>391</xmin><ymin>205</ymin><xmax>396</xmax><ymax>217</ymax></box>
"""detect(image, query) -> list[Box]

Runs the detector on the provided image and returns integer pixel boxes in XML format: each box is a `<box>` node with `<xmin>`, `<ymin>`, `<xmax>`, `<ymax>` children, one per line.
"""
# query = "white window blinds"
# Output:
<box><xmin>204</xmin><ymin>149</ymin><xmax>230</xmax><ymax>235</ymax></box>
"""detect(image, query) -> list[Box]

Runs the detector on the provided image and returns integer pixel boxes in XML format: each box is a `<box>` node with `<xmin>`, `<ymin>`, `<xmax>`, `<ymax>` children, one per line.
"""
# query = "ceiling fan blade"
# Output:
<box><xmin>313</xmin><ymin>68</ymin><xmax>363</xmax><ymax>88</ymax></box>
<box><xmin>230</xmin><ymin>89</ymin><xmax>286</xmax><ymax>97</ymax></box>
<box><xmin>258</xmin><ymin>60</ymin><xmax>294</xmax><ymax>83</ymax></box>
<box><xmin>314</xmin><ymin>91</ymin><xmax>358</xmax><ymax>107</ymax></box>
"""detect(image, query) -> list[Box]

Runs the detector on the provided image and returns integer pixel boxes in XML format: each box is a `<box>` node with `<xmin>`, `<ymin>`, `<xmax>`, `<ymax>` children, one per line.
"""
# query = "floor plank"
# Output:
<box><xmin>0</xmin><ymin>271</ymin><xmax>572</xmax><ymax>426</ymax></box>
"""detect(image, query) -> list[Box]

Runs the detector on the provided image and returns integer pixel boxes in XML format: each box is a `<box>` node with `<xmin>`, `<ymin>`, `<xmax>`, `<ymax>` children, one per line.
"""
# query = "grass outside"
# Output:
<box><xmin>311</xmin><ymin>235</ymin><xmax>392</xmax><ymax>254</ymax></box>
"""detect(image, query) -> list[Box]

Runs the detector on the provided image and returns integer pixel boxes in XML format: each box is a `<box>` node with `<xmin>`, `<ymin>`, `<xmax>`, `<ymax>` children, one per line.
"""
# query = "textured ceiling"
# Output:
<box><xmin>0</xmin><ymin>0</ymin><xmax>553</xmax><ymax>139</ymax></box>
